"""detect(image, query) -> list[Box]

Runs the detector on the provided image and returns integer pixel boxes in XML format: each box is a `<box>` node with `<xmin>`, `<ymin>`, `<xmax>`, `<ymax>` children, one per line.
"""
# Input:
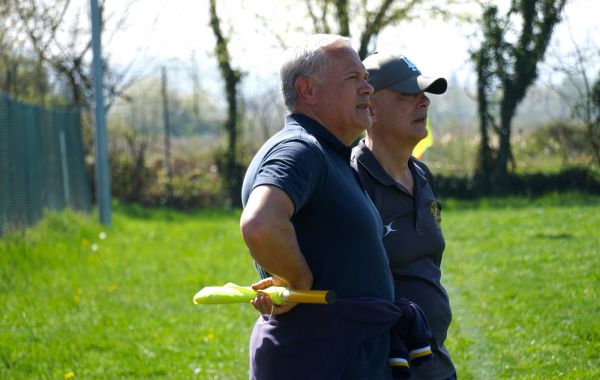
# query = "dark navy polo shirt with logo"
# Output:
<box><xmin>242</xmin><ymin>114</ymin><xmax>394</xmax><ymax>378</ymax></box>
<box><xmin>351</xmin><ymin>139</ymin><xmax>456</xmax><ymax>380</ymax></box>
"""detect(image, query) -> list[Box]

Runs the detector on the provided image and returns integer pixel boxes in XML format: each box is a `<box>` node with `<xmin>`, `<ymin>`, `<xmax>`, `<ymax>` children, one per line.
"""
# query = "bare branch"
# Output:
<box><xmin>304</xmin><ymin>0</ymin><xmax>323</xmax><ymax>33</ymax></box>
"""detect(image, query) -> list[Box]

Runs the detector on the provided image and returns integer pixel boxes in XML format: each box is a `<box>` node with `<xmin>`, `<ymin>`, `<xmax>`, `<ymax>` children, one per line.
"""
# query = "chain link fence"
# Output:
<box><xmin>0</xmin><ymin>95</ymin><xmax>91</xmax><ymax>237</ymax></box>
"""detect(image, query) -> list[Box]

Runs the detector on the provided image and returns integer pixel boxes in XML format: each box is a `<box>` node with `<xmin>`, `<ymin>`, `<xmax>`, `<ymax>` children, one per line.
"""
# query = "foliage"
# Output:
<box><xmin>471</xmin><ymin>0</ymin><xmax>567</xmax><ymax>192</ymax></box>
<box><xmin>0</xmin><ymin>0</ymin><xmax>140</xmax><ymax>111</ymax></box>
<box><xmin>208</xmin><ymin>0</ymin><xmax>244</xmax><ymax>208</ymax></box>
<box><xmin>0</xmin><ymin>52</ymin><xmax>49</xmax><ymax>103</ymax></box>
<box><xmin>153</xmin><ymin>158</ymin><xmax>227</xmax><ymax>209</ymax></box>
<box><xmin>1</xmin><ymin>198</ymin><xmax>599</xmax><ymax>378</ymax></box>
<box><xmin>551</xmin><ymin>34</ymin><xmax>600</xmax><ymax>165</ymax></box>
<box><xmin>302</xmin><ymin>0</ymin><xmax>460</xmax><ymax>59</ymax></box>
<box><xmin>588</xmin><ymin>71</ymin><xmax>600</xmax><ymax>162</ymax></box>
<box><xmin>103</xmin><ymin>114</ymin><xmax>600</xmax><ymax>209</ymax></box>
<box><xmin>520</xmin><ymin>121</ymin><xmax>590</xmax><ymax>164</ymax></box>
<box><xmin>435</xmin><ymin>166</ymin><xmax>600</xmax><ymax>199</ymax></box>
<box><xmin>109</xmin><ymin>154</ymin><xmax>152</xmax><ymax>203</ymax></box>
<box><xmin>109</xmin><ymin>78</ymin><xmax>222</xmax><ymax>138</ymax></box>
<box><xmin>593</xmin><ymin>71</ymin><xmax>600</xmax><ymax>109</ymax></box>
<box><xmin>108</xmin><ymin>150</ymin><xmax>227</xmax><ymax>209</ymax></box>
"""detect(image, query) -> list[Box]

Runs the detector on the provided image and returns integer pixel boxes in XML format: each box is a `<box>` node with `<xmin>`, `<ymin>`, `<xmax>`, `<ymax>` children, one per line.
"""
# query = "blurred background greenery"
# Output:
<box><xmin>1</xmin><ymin>0</ymin><xmax>599</xmax><ymax>378</ymax></box>
<box><xmin>1</xmin><ymin>0</ymin><xmax>599</xmax><ymax>214</ymax></box>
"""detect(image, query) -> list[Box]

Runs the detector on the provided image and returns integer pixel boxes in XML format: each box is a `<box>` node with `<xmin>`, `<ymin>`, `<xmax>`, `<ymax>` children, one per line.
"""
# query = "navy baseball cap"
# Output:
<box><xmin>363</xmin><ymin>52</ymin><xmax>447</xmax><ymax>94</ymax></box>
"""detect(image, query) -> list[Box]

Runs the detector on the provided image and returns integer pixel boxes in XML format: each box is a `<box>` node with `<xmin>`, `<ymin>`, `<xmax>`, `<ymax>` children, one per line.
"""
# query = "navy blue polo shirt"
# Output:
<box><xmin>242</xmin><ymin>114</ymin><xmax>394</xmax><ymax>378</ymax></box>
<box><xmin>242</xmin><ymin>114</ymin><xmax>393</xmax><ymax>300</ymax></box>
<box><xmin>351</xmin><ymin>140</ymin><xmax>456</xmax><ymax>380</ymax></box>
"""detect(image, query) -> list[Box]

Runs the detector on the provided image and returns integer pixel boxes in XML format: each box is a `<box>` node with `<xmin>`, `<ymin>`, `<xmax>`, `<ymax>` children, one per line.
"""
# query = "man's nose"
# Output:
<box><xmin>360</xmin><ymin>79</ymin><xmax>374</xmax><ymax>95</ymax></box>
<box><xmin>418</xmin><ymin>93</ymin><xmax>430</xmax><ymax>107</ymax></box>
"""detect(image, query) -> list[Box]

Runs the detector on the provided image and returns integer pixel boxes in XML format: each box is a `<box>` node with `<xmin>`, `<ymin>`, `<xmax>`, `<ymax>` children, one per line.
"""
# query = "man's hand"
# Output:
<box><xmin>251</xmin><ymin>276</ymin><xmax>297</xmax><ymax>316</ymax></box>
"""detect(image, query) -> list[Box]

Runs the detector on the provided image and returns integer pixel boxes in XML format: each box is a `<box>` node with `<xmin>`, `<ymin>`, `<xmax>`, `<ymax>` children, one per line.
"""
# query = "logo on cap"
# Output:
<box><xmin>401</xmin><ymin>57</ymin><xmax>419</xmax><ymax>72</ymax></box>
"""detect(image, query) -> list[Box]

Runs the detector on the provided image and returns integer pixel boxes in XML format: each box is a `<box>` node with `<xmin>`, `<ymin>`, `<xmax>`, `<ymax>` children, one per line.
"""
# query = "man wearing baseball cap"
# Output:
<box><xmin>351</xmin><ymin>52</ymin><xmax>457</xmax><ymax>380</ymax></box>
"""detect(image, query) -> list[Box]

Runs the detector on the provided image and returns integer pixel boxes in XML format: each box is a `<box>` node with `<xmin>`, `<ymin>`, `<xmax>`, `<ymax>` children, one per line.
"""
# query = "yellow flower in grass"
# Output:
<box><xmin>64</xmin><ymin>371</ymin><xmax>75</xmax><ymax>379</ymax></box>
<box><xmin>73</xmin><ymin>288</ymin><xmax>82</xmax><ymax>304</ymax></box>
<box><xmin>203</xmin><ymin>330</ymin><xmax>215</xmax><ymax>342</ymax></box>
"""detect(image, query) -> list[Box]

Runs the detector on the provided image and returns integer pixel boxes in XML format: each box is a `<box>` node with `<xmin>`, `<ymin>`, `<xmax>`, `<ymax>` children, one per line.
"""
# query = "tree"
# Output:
<box><xmin>242</xmin><ymin>84</ymin><xmax>286</xmax><ymax>145</ymax></box>
<box><xmin>547</xmin><ymin>22</ymin><xmax>600</xmax><ymax>165</ymax></box>
<box><xmin>567</xmin><ymin>68</ymin><xmax>600</xmax><ymax>165</ymax></box>
<box><xmin>472</xmin><ymin>6</ymin><xmax>501</xmax><ymax>193</ymax></box>
<box><xmin>206</xmin><ymin>0</ymin><xmax>467</xmax><ymax>206</ymax></box>
<box><xmin>0</xmin><ymin>1</ymin><xmax>52</xmax><ymax>102</ymax></box>
<box><xmin>209</xmin><ymin>0</ymin><xmax>244</xmax><ymax>208</ymax></box>
<box><xmin>0</xmin><ymin>52</ymin><xmax>53</xmax><ymax>102</ymax></box>
<box><xmin>590</xmin><ymin>72</ymin><xmax>600</xmax><ymax>163</ymax></box>
<box><xmin>12</xmin><ymin>0</ymin><xmax>137</xmax><ymax>109</ymax></box>
<box><xmin>1</xmin><ymin>1</ymin><xmax>16</xmax><ymax>93</ymax></box>
<box><xmin>108</xmin><ymin>95</ymin><xmax>152</xmax><ymax>203</ymax></box>
<box><xmin>472</xmin><ymin>0</ymin><xmax>567</xmax><ymax>192</ymax></box>
<box><xmin>303</xmin><ymin>0</ymin><xmax>455</xmax><ymax>59</ymax></box>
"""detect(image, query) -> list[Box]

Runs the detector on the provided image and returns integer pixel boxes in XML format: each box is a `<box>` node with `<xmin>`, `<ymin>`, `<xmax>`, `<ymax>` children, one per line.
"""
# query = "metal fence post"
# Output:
<box><xmin>90</xmin><ymin>0</ymin><xmax>111</xmax><ymax>225</ymax></box>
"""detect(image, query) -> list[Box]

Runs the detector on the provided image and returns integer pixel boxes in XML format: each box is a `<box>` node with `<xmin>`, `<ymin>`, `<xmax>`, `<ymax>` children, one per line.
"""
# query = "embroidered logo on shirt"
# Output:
<box><xmin>430</xmin><ymin>201</ymin><xmax>441</xmax><ymax>229</ymax></box>
<box><xmin>383</xmin><ymin>221</ymin><xmax>398</xmax><ymax>237</ymax></box>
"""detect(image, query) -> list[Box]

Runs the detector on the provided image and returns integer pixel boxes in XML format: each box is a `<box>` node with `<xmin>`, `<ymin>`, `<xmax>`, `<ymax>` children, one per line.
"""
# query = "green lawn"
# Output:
<box><xmin>443</xmin><ymin>195</ymin><xmax>600</xmax><ymax>379</ymax></box>
<box><xmin>0</xmin><ymin>204</ymin><xmax>257</xmax><ymax>379</ymax></box>
<box><xmin>1</xmin><ymin>196</ymin><xmax>598</xmax><ymax>379</ymax></box>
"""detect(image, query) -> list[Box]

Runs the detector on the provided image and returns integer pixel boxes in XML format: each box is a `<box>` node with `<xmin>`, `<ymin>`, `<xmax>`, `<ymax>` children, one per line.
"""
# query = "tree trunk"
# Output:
<box><xmin>209</xmin><ymin>0</ymin><xmax>243</xmax><ymax>208</ymax></box>
<box><xmin>334</xmin><ymin>0</ymin><xmax>349</xmax><ymax>36</ymax></box>
<box><xmin>473</xmin><ymin>45</ymin><xmax>494</xmax><ymax>194</ymax></box>
<box><xmin>492</xmin><ymin>102</ymin><xmax>516</xmax><ymax>192</ymax></box>
<box><xmin>226</xmin><ymin>77</ymin><xmax>241</xmax><ymax>208</ymax></box>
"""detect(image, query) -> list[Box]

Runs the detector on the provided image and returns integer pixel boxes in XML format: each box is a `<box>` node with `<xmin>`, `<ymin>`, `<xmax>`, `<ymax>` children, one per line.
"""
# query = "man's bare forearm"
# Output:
<box><xmin>240</xmin><ymin>185</ymin><xmax>313</xmax><ymax>290</ymax></box>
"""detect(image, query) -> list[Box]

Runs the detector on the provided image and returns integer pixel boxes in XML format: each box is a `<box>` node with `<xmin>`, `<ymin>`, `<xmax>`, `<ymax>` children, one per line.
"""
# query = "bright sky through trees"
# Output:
<box><xmin>106</xmin><ymin>0</ymin><xmax>599</xmax><ymax>96</ymax></box>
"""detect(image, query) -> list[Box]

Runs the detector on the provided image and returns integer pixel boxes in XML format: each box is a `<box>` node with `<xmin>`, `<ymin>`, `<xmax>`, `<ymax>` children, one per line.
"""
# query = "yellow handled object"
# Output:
<box><xmin>193</xmin><ymin>282</ymin><xmax>336</xmax><ymax>305</ymax></box>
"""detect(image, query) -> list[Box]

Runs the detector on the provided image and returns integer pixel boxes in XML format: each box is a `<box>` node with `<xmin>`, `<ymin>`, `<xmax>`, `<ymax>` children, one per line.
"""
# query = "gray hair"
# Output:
<box><xmin>280</xmin><ymin>34</ymin><xmax>351</xmax><ymax>110</ymax></box>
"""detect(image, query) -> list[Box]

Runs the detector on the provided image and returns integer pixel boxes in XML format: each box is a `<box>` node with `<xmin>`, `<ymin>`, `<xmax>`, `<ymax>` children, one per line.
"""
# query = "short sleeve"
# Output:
<box><xmin>251</xmin><ymin>139</ymin><xmax>324</xmax><ymax>215</ymax></box>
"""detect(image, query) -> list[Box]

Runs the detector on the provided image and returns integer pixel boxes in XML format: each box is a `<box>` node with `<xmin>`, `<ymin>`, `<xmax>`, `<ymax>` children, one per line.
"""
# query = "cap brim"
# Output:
<box><xmin>388</xmin><ymin>76</ymin><xmax>447</xmax><ymax>95</ymax></box>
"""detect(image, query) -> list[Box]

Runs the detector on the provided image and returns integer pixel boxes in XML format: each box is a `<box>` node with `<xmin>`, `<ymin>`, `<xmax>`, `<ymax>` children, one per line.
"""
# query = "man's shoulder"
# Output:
<box><xmin>409</xmin><ymin>157</ymin><xmax>438</xmax><ymax>197</ymax></box>
<box><xmin>258</xmin><ymin>128</ymin><xmax>324</xmax><ymax>166</ymax></box>
<box><xmin>268</xmin><ymin>123</ymin><xmax>321</xmax><ymax>150</ymax></box>
<box><xmin>350</xmin><ymin>141</ymin><xmax>390</xmax><ymax>188</ymax></box>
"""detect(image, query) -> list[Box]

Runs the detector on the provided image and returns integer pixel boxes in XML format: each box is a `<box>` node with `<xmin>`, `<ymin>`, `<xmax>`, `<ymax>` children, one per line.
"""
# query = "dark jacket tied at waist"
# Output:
<box><xmin>249</xmin><ymin>297</ymin><xmax>433</xmax><ymax>379</ymax></box>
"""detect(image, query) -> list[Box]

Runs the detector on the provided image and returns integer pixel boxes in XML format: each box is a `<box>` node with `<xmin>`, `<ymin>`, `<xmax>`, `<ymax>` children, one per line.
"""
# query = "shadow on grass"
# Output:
<box><xmin>533</xmin><ymin>233</ymin><xmax>574</xmax><ymax>240</ymax></box>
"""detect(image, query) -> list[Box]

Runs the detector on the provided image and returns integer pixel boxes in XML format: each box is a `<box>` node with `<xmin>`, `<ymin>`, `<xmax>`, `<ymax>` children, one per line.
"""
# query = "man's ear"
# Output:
<box><xmin>295</xmin><ymin>76</ymin><xmax>318</xmax><ymax>106</ymax></box>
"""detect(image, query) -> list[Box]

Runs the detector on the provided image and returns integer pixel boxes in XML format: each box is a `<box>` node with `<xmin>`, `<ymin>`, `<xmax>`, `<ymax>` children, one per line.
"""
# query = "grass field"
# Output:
<box><xmin>1</xmin><ymin>196</ymin><xmax>599</xmax><ymax>379</ymax></box>
<box><xmin>443</xmin><ymin>195</ymin><xmax>600</xmax><ymax>379</ymax></box>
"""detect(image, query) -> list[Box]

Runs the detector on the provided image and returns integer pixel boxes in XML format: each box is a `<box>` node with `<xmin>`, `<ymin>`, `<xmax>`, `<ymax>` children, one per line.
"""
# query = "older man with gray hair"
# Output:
<box><xmin>240</xmin><ymin>35</ymin><xmax>395</xmax><ymax>378</ymax></box>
